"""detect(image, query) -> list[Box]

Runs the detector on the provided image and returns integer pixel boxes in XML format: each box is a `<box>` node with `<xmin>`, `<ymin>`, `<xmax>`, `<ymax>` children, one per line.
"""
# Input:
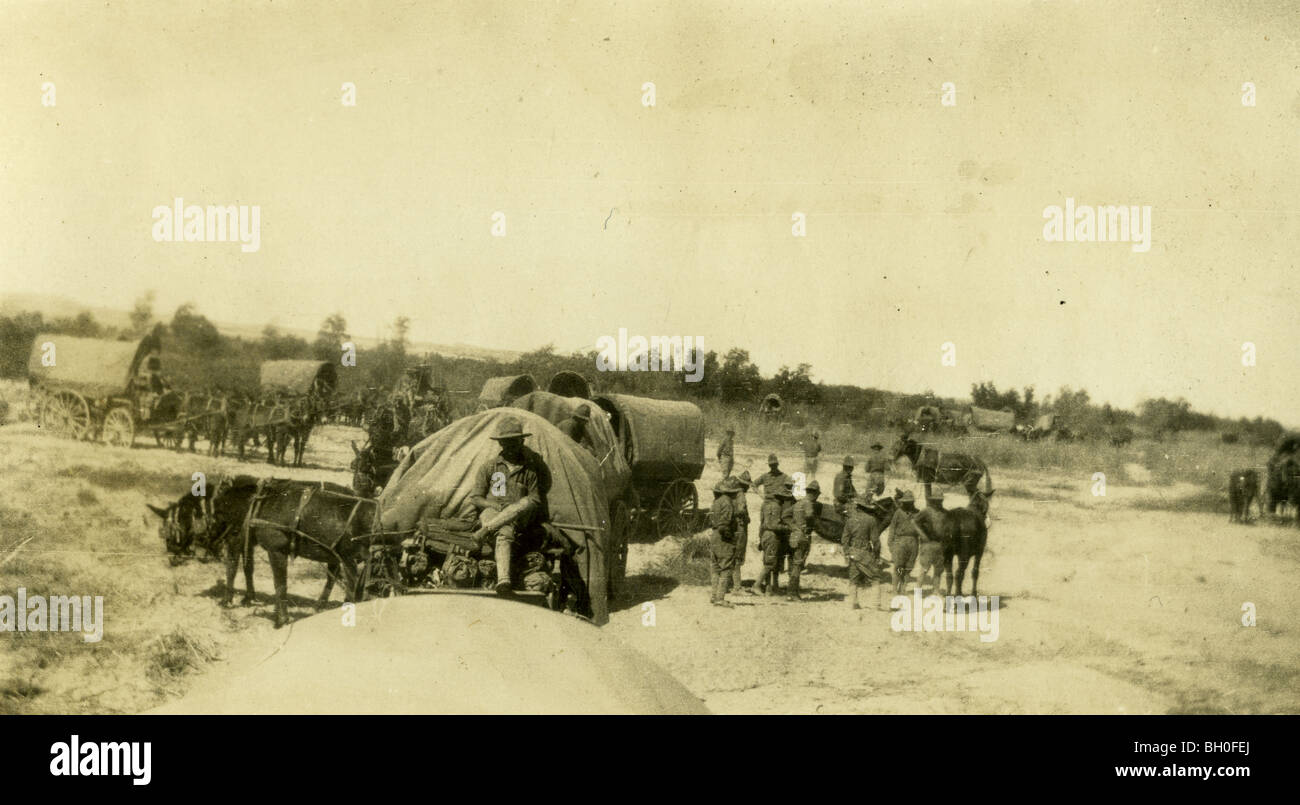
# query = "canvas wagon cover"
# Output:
<box><xmin>378</xmin><ymin>408</ymin><xmax>613</xmax><ymax>624</ymax></box>
<box><xmin>260</xmin><ymin>360</ymin><xmax>337</xmax><ymax>395</ymax></box>
<box><xmin>1034</xmin><ymin>413</ymin><xmax>1056</xmax><ymax>431</ymax></box>
<box><xmin>970</xmin><ymin>406</ymin><xmax>1016</xmax><ymax>432</ymax></box>
<box><xmin>511</xmin><ymin>390</ymin><xmax>631</xmax><ymax>502</ymax></box>
<box><xmin>478</xmin><ymin>374</ymin><xmax>537</xmax><ymax>406</ymax></box>
<box><xmin>592</xmin><ymin>393</ymin><xmax>705</xmax><ymax>482</ymax></box>
<box><xmin>27</xmin><ymin>332</ymin><xmax>160</xmax><ymax>399</ymax></box>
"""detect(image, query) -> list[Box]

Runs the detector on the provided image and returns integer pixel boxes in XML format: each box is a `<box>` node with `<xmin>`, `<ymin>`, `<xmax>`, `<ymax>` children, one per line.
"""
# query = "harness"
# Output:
<box><xmin>239</xmin><ymin>479</ymin><xmax>374</xmax><ymax>567</ymax></box>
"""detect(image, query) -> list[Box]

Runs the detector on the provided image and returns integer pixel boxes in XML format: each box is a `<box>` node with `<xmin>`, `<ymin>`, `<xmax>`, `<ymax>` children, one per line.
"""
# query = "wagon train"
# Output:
<box><xmin>25</xmin><ymin>329</ymin><xmax>189</xmax><ymax>447</ymax></box>
<box><xmin>591</xmin><ymin>392</ymin><xmax>705</xmax><ymax>540</ymax></box>
<box><xmin>234</xmin><ymin>360</ymin><xmax>338</xmax><ymax>466</ymax></box>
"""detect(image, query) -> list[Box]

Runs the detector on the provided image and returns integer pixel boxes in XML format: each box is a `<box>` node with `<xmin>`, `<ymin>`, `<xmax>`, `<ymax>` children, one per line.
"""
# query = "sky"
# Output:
<box><xmin>1</xmin><ymin>0</ymin><xmax>1297</xmax><ymax>423</ymax></box>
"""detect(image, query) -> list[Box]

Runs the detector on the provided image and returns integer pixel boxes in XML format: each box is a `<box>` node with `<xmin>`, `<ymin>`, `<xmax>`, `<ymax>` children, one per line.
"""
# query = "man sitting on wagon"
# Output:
<box><xmin>470</xmin><ymin>416</ymin><xmax>553</xmax><ymax>595</ymax></box>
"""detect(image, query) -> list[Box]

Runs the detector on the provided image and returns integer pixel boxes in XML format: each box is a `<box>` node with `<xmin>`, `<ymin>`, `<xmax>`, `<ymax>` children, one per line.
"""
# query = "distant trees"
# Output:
<box><xmin>128</xmin><ymin>291</ymin><xmax>155</xmax><ymax>337</ymax></box>
<box><xmin>313</xmin><ymin>313</ymin><xmax>350</xmax><ymax>362</ymax></box>
<box><xmin>771</xmin><ymin>363</ymin><xmax>820</xmax><ymax>405</ymax></box>
<box><xmin>715</xmin><ymin>348</ymin><xmax>763</xmax><ymax>403</ymax></box>
<box><xmin>170</xmin><ymin>303</ymin><xmax>221</xmax><ymax>352</ymax></box>
<box><xmin>971</xmin><ymin>381</ymin><xmax>1036</xmax><ymax>420</ymax></box>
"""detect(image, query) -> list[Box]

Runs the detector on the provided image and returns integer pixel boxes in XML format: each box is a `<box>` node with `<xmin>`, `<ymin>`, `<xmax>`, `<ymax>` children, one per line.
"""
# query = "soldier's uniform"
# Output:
<box><xmin>557</xmin><ymin>404</ymin><xmax>591</xmax><ymax>443</ymax></box>
<box><xmin>887</xmin><ymin>494</ymin><xmax>933</xmax><ymax>593</ymax></box>
<box><xmin>758</xmin><ymin>487</ymin><xmax>794</xmax><ymax>595</ymax></box>
<box><xmin>802</xmin><ymin>433</ymin><xmax>822</xmax><ymax>483</ymax></box>
<box><xmin>469</xmin><ymin>418</ymin><xmax>553</xmax><ymax>593</ymax></box>
<box><xmin>843</xmin><ymin>494</ymin><xmax>886</xmax><ymax>609</ymax></box>
<box><xmin>753</xmin><ymin>455</ymin><xmax>791</xmax><ymax>500</ymax></box>
<box><xmin>788</xmin><ymin>481</ymin><xmax>824</xmax><ymax>600</ymax></box>
<box><xmin>864</xmin><ymin>445</ymin><xmax>891</xmax><ymax>495</ymax></box>
<box><xmin>832</xmin><ymin>458</ymin><xmax>858</xmax><ymax>518</ymax></box>
<box><xmin>731</xmin><ymin>471</ymin><xmax>752</xmax><ymax>591</ymax></box>
<box><xmin>717</xmin><ymin>429</ymin><xmax>735</xmax><ymax>479</ymax></box>
<box><xmin>708</xmin><ymin>477</ymin><xmax>742</xmax><ymax>606</ymax></box>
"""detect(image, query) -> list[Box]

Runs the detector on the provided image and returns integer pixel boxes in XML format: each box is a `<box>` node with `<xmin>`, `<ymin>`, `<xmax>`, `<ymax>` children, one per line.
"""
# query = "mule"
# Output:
<box><xmin>924</xmin><ymin>492</ymin><xmax>992</xmax><ymax>598</ymax></box>
<box><xmin>890</xmin><ymin>430</ymin><xmax>993</xmax><ymax>499</ymax></box>
<box><xmin>153</xmin><ymin>476</ymin><xmax>378</xmax><ymax>627</ymax></box>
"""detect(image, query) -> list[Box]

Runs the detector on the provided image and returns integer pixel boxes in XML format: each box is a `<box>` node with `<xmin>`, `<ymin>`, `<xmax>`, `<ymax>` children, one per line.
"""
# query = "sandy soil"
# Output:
<box><xmin>1</xmin><ymin>423</ymin><xmax>1296</xmax><ymax>714</ymax></box>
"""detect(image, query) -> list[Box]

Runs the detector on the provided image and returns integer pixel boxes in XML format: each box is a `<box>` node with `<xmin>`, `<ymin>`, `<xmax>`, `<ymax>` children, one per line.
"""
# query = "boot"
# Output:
<box><xmin>712</xmin><ymin>576</ymin><xmax>733</xmax><ymax>607</ymax></box>
<box><xmin>786</xmin><ymin>578</ymin><xmax>802</xmax><ymax>601</ymax></box>
<box><xmin>494</xmin><ymin>540</ymin><xmax>513</xmax><ymax>595</ymax></box>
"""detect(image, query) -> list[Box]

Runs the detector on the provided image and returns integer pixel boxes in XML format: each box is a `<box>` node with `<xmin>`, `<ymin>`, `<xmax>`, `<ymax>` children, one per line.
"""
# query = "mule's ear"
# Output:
<box><xmin>987</xmin><ymin>490</ymin><xmax>996</xmax><ymax>498</ymax></box>
<box><xmin>350</xmin><ymin>440</ymin><xmax>359</xmax><ymax>455</ymax></box>
<box><xmin>147</xmin><ymin>503</ymin><xmax>170</xmax><ymax>519</ymax></box>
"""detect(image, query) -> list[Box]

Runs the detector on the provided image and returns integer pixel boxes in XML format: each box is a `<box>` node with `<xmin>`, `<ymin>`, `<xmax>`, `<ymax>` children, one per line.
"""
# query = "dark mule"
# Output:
<box><xmin>890</xmin><ymin>430</ymin><xmax>993</xmax><ymax>498</ymax></box>
<box><xmin>154</xmin><ymin>476</ymin><xmax>378</xmax><ymax>627</ymax></box>
<box><xmin>147</xmin><ymin>494</ymin><xmax>217</xmax><ymax>565</ymax></box>
<box><xmin>1228</xmin><ymin>469</ymin><xmax>1260</xmax><ymax>523</ymax></box>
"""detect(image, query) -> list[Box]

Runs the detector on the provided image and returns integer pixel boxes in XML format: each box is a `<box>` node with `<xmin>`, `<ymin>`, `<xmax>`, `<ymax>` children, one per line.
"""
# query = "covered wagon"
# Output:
<box><xmin>260</xmin><ymin>360</ymin><xmax>338</xmax><ymax>398</ymax></box>
<box><xmin>592</xmin><ymin>393</ymin><xmax>705</xmax><ymax>539</ymax></box>
<box><xmin>376</xmin><ymin>408</ymin><xmax>625</xmax><ymax>624</ymax></box>
<box><xmin>970</xmin><ymin>405</ymin><xmax>1016</xmax><ymax>433</ymax></box>
<box><xmin>546</xmin><ymin>371</ymin><xmax>591</xmax><ymax>399</ymax></box>
<box><xmin>758</xmin><ymin>393</ymin><xmax>783</xmax><ymax>416</ymax></box>
<box><xmin>477</xmin><ymin>374</ymin><xmax>537</xmax><ymax>409</ymax></box>
<box><xmin>26</xmin><ymin>329</ymin><xmax>165</xmax><ymax>445</ymax></box>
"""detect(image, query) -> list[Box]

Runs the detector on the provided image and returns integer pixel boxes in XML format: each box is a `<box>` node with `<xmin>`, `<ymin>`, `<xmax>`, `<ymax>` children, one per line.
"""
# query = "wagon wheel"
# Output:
<box><xmin>42</xmin><ymin>391</ymin><xmax>91</xmax><ymax>440</ymax></box>
<box><xmin>607</xmin><ymin>497</ymin><xmax>633</xmax><ymax>600</ymax></box>
<box><xmin>654</xmin><ymin>479</ymin><xmax>698</xmax><ymax>540</ymax></box>
<box><xmin>102</xmin><ymin>407</ymin><xmax>135</xmax><ymax>447</ymax></box>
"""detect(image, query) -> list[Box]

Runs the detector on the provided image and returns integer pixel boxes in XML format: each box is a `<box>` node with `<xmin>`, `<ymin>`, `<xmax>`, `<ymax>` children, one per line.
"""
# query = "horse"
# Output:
<box><xmin>152</xmin><ymin>476</ymin><xmax>378</xmax><ymax>627</ymax></box>
<box><xmin>890</xmin><ymin>430</ymin><xmax>993</xmax><ymax>499</ymax></box>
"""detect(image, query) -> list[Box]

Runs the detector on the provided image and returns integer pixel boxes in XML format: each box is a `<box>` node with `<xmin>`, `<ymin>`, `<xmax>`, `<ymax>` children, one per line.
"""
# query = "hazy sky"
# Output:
<box><xmin>2</xmin><ymin>0</ymin><xmax>1297</xmax><ymax>422</ymax></box>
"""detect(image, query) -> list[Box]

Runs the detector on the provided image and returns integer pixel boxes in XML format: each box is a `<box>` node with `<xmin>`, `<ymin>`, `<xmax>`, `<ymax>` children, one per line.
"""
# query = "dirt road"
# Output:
<box><xmin>1</xmin><ymin>423</ymin><xmax>1296</xmax><ymax>714</ymax></box>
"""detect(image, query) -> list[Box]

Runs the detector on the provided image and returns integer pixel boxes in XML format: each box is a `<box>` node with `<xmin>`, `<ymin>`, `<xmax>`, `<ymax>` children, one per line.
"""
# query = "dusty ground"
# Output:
<box><xmin>1</xmin><ymin>423</ymin><xmax>1296</xmax><ymax>714</ymax></box>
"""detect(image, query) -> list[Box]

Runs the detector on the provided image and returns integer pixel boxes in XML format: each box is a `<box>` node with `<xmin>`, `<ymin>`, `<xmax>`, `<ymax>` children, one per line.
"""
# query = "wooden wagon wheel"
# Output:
<box><xmin>102</xmin><ymin>406</ymin><xmax>135</xmax><ymax>447</ymax></box>
<box><xmin>607</xmin><ymin>497</ymin><xmax>633</xmax><ymax>599</ymax></box>
<box><xmin>42</xmin><ymin>391</ymin><xmax>91</xmax><ymax>440</ymax></box>
<box><xmin>654</xmin><ymin>479</ymin><xmax>698</xmax><ymax>540</ymax></box>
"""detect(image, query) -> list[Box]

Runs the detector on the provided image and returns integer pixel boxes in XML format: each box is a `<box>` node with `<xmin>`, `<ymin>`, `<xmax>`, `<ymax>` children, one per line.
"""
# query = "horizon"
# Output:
<box><xmin>2</xmin><ymin>0</ymin><xmax>1296</xmax><ymax>426</ymax></box>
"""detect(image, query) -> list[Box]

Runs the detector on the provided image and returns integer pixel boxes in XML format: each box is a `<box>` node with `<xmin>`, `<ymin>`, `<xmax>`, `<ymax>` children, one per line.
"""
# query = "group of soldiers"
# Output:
<box><xmin>708</xmin><ymin>431</ymin><xmax>905</xmax><ymax>608</ymax></box>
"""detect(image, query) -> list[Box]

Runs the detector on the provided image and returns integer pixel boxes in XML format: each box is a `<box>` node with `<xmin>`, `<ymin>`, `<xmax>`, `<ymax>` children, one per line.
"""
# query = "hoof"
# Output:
<box><xmin>238</xmin><ymin>596</ymin><xmax>255</xmax><ymax>607</ymax></box>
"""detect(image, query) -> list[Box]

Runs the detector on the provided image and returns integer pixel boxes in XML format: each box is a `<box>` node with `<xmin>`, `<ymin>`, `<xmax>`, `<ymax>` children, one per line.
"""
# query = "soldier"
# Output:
<box><xmin>469</xmin><ymin>416</ymin><xmax>553</xmax><ymax>595</ymax></box>
<box><xmin>832</xmin><ymin>456</ymin><xmax>857</xmax><ymax>518</ymax></box>
<box><xmin>557</xmin><ymin>404</ymin><xmax>591</xmax><ymax>443</ymax></box>
<box><xmin>802</xmin><ymin>431</ymin><xmax>822</xmax><ymax>483</ymax></box>
<box><xmin>708</xmin><ymin>476</ymin><xmax>743</xmax><ymax>607</ymax></box>
<box><xmin>731</xmin><ymin>470</ymin><xmax>752</xmax><ymax>593</ymax></box>
<box><xmin>717</xmin><ymin>427</ymin><xmax>735</xmax><ymax>478</ymax></box>
<box><xmin>787</xmin><ymin>480</ymin><xmax>826</xmax><ymax>601</ymax></box>
<box><xmin>886</xmin><ymin>490</ymin><xmax>935</xmax><ymax>595</ymax></box>
<box><xmin>757</xmin><ymin>479</ymin><xmax>795</xmax><ymax>595</ymax></box>
<box><xmin>864</xmin><ymin>442</ymin><xmax>891</xmax><ymax>495</ymax></box>
<box><xmin>753</xmin><ymin>453</ymin><xmax>791</xmax><ymax>500</ymax></box>
<box><xmin>843</xmin><ymin>492</ymin><xmax>887</xmax><ymax>610</ymax></box>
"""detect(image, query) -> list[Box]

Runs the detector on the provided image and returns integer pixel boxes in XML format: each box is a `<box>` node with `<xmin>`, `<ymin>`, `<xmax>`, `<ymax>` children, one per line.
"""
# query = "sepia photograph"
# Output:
<box><xmin>0</xmin><ymin>0</ymin><xmax>1294</xmax><ymax>768</ymax></box>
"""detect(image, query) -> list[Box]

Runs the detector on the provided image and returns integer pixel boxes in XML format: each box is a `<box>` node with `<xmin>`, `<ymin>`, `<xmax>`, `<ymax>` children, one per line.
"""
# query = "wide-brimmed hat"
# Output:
<box><xmin>767</xmin><ymin>453</ymin><xmax>779</xmax><ymax>465</ymax></box>
<box><xmin>713</xmin><ymin>477</ymin><xmax>742</xmax><ymax>495</ymax></box>
<box><xmin>898</xmin><ymin>490</ymin><xmax>916</xmax><ymax>505</ymax></box>
<box><xmin>805</xmin><ymin>480</ymin><xmax>821</xmax><ymax>495</ymax></box>
<box><xmin>725</xmin><ymin>427</ymin><xmax>735</xmax><ymax>435</ymax></box>
<box><xmin>854</xmin><ymin>492</ymin><xmax>876</xmax><ymax>510</ymax></box>
<box><xmin>842</xmin><ymin>455</ymin><xmax>855</xmax><ymax>466</ymax></box>
<box><xmin>489</xmin><ymin>416</ymin><xmax>531</xmax><ymax>440</ymax></box>
<box><xmin>573</xmin><ymin>404</ymin><xmax>591</xmax><ymax>421</ymax></box>
<box><xmin>870</xmin><ymin>442</ymin><xmax>884</xmax><ymax>450</ymax></box>
<box><xmin>736</xmin><ymin>470</ymin><xmax>752</xmax><ymax>489</ymax></box>
<box><xmin>926</xmin><ymin>492</ymin><xmax>945</xmax><ymax>506</ymax></box>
